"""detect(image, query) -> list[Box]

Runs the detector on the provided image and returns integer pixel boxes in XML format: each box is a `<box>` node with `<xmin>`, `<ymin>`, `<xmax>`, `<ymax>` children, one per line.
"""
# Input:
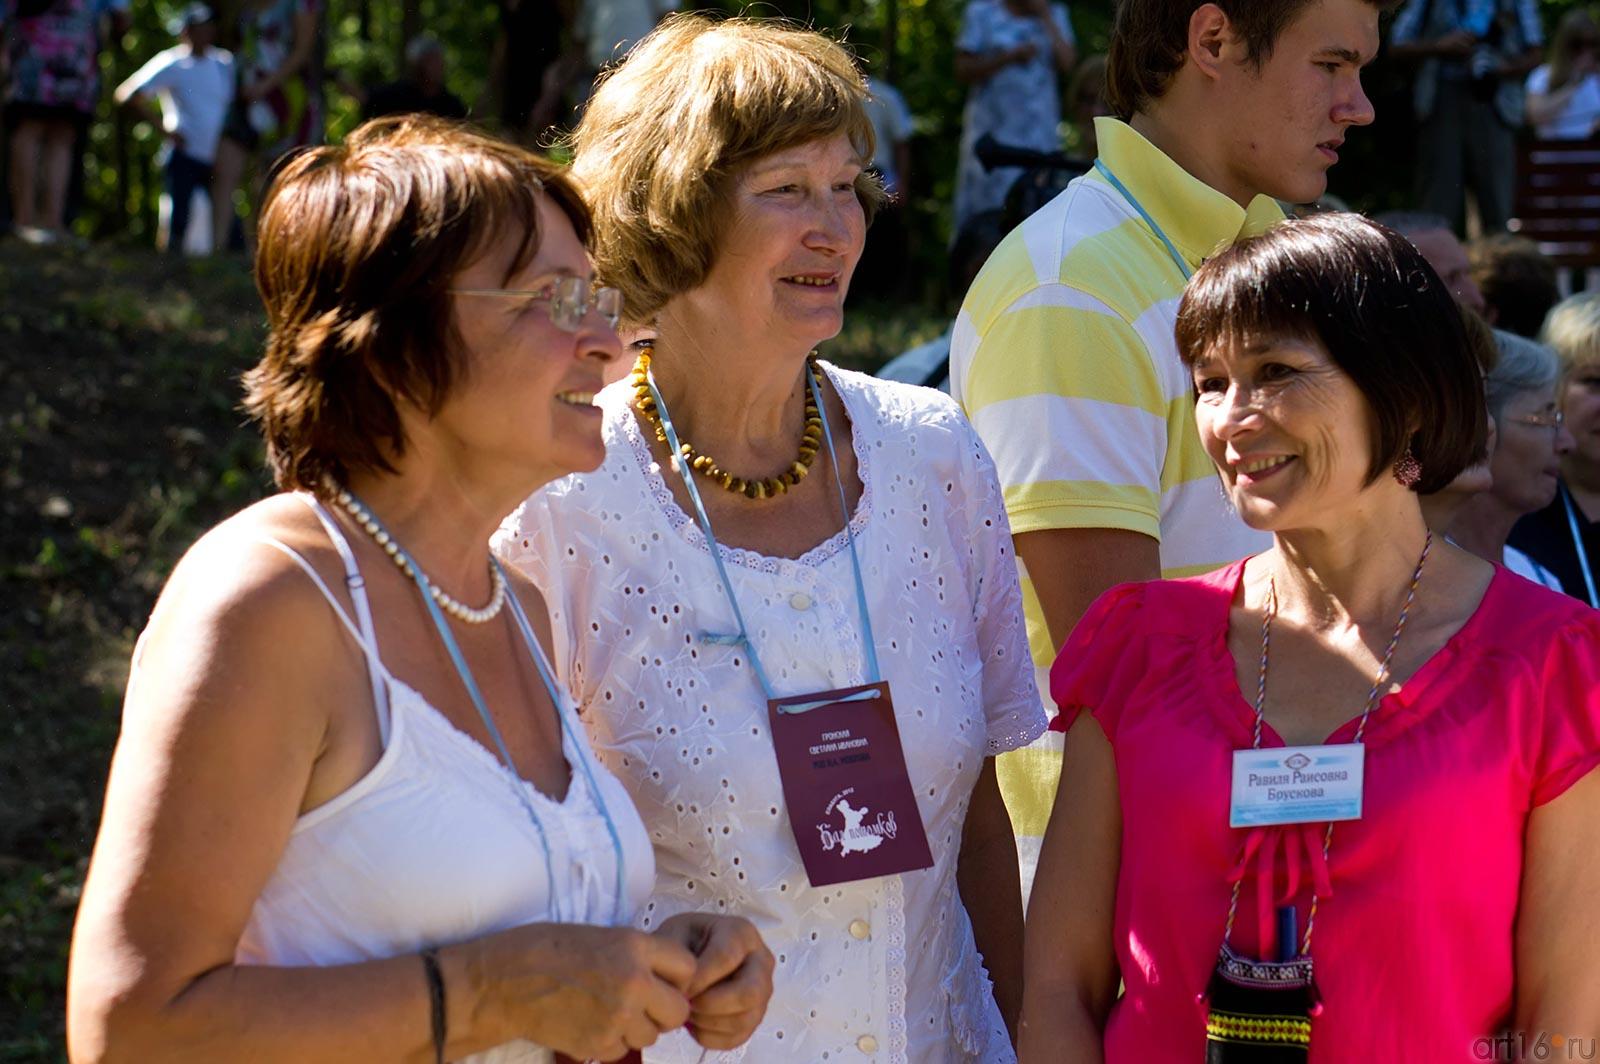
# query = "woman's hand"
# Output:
<box><xmin>459</xmin><ymin>922</ymin><xmax>699</xmax><ymax>1061</ymax></box>
<box><xmin>653</xmin><ymin>914</ymin><xmax>775</xmax><ymax>1050</ymax></box>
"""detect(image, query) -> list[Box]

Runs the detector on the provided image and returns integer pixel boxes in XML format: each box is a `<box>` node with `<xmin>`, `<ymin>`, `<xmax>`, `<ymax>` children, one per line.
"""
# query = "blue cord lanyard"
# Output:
<box><xmin>1093</xmin><ymin>159</ymin><xmax>1193</xmax><ymax>281</ymax></box>
<box><xmin>1561</xmin><ymin>482</ymin><xmax>1599</xmax><ymax>609</ymax></box>
<box><xmin>346</xmin><ymin>493</ymin><xmax>628</xmax><ymax>926</ymax></box>
<box><xmin>647</xmin><ymin>360</ymin><xmax>883</xmax><ymax>710</ymax></box>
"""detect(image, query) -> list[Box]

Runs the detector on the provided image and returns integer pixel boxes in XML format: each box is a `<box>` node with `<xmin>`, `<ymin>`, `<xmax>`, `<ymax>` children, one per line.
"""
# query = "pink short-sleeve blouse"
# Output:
<box><xmin>1047</xmin><ymin>559</ymin><xmax>1600</xmax><ymax>1062</ymax></box>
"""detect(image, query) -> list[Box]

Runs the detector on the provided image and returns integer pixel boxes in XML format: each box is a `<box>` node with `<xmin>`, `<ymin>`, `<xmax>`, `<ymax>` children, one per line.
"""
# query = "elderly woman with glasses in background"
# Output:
<box><xmin>498</xmin><ymin>15</ymin><xmax>1043</xmax><ymax>1062</ymax></box>
<box><xmin>1448</xmin><ymin>330</ymin><xmax>1574</xmax><ymax>588</ymax></box>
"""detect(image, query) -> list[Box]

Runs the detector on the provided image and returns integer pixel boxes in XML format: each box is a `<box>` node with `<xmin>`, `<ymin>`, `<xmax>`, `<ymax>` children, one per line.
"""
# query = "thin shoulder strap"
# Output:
<box><xmin>285</xmin><ymin>493</ymin><xmax>395</xmax><ymax>744</ymax></box>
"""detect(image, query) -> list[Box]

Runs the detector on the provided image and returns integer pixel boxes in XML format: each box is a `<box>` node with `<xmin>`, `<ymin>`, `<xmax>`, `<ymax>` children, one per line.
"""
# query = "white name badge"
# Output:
<box><xmin>1229</xmin><ymin>744</ymin><xmax>1366</xmax><ymax>828</ymax></box>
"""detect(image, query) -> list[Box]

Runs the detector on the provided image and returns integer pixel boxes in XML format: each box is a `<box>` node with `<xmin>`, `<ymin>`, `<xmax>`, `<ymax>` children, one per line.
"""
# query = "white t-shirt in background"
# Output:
<box><xmin>119</xmin><ymin>44</ymin><xmax>235</xmax><ymax>164</ymax></box>
<box><xmin>1526</xmin><ymin>64</ymin><xmax>1600</xmax><ymax>139</ymax></box>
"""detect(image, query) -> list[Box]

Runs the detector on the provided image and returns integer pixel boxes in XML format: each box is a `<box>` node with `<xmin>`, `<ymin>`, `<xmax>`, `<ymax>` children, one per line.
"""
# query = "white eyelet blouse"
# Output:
<box><xmin>495</xmin><ymin>363</ymin><xmax>1044</xmax><ymax>1063</ymax></box>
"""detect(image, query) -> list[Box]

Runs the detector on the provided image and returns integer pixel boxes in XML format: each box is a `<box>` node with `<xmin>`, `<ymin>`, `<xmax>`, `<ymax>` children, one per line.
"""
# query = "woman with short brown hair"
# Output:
<box><xmin>500</xmin><ymin>15</ymin><xmax>1042</xmax><ymax>1063</ymax></box>
<box><xmin>66</xmin><ymin>116</ymin><xmax>771</xmax><ymax>1064</ymax></box>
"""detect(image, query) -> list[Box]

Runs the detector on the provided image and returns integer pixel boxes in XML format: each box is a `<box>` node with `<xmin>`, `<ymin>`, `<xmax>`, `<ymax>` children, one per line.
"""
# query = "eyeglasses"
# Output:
<box><xmin>1506</xmin><ymin>409</ymin><xmax>1566</xmax><ymax>430</ymax></box>
<box><xmin>451</xmin><ymin>275</ymin><xmax>622</xmax><ymax>331</ymax></box>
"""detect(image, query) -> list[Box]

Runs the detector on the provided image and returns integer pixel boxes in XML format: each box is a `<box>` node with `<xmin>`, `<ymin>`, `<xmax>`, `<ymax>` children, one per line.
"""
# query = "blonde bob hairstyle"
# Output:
<box><xmin>1542</xmin><ymin>291</ymin><xmax>1600</xmax><ymax>381</ymax></box>
<box><xmin>570</xmin><ymin>13</ymin><xmax>883</xmax><ymax>325</ymax></box>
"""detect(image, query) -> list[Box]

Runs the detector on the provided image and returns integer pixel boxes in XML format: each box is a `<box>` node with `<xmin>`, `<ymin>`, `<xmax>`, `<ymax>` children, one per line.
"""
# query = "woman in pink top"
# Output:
<box><xmin>1019</xmin><ymin>213</ymin><xmax>1600</xmax><ymax>1062</ymax></box>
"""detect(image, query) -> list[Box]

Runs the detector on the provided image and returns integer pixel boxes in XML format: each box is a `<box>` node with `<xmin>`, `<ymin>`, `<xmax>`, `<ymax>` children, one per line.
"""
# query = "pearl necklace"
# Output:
<box><xmin>330</xmin><ymin>484</ymin><xmax>506</xmax><ymax>625</ymax></box>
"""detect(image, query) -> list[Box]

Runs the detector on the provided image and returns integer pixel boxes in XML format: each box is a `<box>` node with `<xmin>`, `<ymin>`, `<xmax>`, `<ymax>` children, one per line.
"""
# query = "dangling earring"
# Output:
<box><xmin>1393</xmin><ymin>448</ymin><xmax>1422</xmax><ymax>488</ymax></box>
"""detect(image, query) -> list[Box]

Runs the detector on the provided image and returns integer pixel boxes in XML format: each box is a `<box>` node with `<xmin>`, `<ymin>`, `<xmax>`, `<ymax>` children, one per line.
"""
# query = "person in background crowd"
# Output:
<box><xmin>360</xmin><ymin>33</ymin><xmax>466</xmax><ymax>122</ymax></box>
<box><xmin>1378</xmin><ymin>209</ymin><xmax>1488</xmax><ymax>315</ymax></box>
<box><xmin>114</xmin><ymin>3</ymin><xmax>233</xmax><ymax>255</ymax></box>
<box><xmin>65</xmin><ymin>117</ymin><xmax>772</xmax><ymax>1064</ymax></box>
<box><xmin>952</xmin><ymin>0</ymin><xmax>1075</xmax><ymax>228</ymax></box>
<box><xmin>878</xmin><ymin>208</ymin><xmax>1007</xmax><ymax>392</ymax></box>
<box><xmin>851</xmin><ymin>67</ymin><xmax>915</xmax><ymax>301</ymax></box>
<box><xmin>1470</xmin><ymin>232</ymin><xmax>1560</xmax><ymax>337</ymax></box>
<box><xmin>1</xmin><ymin>0</ymin><xmax>129</xmax><ymax>244</ymax></box>
<box><xmin>1511</xmin><ymin>292</ymin><xmax>1600</xmax><ymax>607</ymax></box>
<box><xmin>1526</xmin><ymin>9</ymin><xmax>1600</xmax><ymax>140</ymax></box>
<box><xmin>1390</xmin><ymin>0</ymin><xmax>1542</xmax><ymax>234</ymax></box>
<box><xmin>210</xmin><ymin>0</ymin><xmax>318</xmax><ymax>251</ymax></box>
<box><xmin>1063</xmin><ymin>52</ymin><xmax>1108</xmax><ymax>157</ymax></box>
<box><xmin>500</xmin><ymin>16</ymin><xmax>1044</xmax><ymax>1061</ymax></box>
<box><xmin>1022</xmin><ymin>211</ymin><xmax>1600</xmax><ymax>1062</ymax></box>
<box><xmin>951</xmin><ymin>0</ymin><xmax>1381</xmax><ymax>899</ymax></box>
<box><xmin>1451</xmin><ymin>330</ymin><xmax>1573</xmax><ymax>589</ymax></box>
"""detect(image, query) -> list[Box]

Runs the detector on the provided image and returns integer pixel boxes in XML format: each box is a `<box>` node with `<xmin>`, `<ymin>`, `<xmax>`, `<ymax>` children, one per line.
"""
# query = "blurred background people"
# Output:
<box><xmin>851</xmin><ymin>65</ymin><xmax>915</xmax><ymax>301</ymax></box>
<box><xmin>360</xmin><ymin>32</ymin><xmax>465</xmax><ymax>122</ymax></box>
<box><xmin>1511</xmin><ymin>291</ymin><xmax>1600</xmax><ymax>607</ymax></box>
<box><xmin>1525</xmin><ymin>9</ymin><xmax>1600</xmax><ymax>140</ymax></box>
<box><xmin>952</xmin><ymin>0</ymin><xmax>1074</xmax><ymax>228</ymax></box>
<box><xmin>1</xmin><ymin>0</ymin><xmax>129</xmax><ymax>243</ymax></box>
<box><xmin>210</xmin><ymin>0</ymin><xmax>319</xmax><ymax>251</ymax></box>
<box><xmin>1378</xmin><ymin>209</ymin><xmax>1488</xmax><ymax>314</ymax></box>
<box><xmin>1469</xmin><ymin>232</ymin><xmax>1560</xmax><ymax>337</ymax></box>
<box><xmin>1390</xmin><ymin>0</ymin><xmax>1543</xmax><ymax>234</ymax></box>
<box><xmin>114</xmin><ymin>3</ymin><xmax>233</xmax><ymax>255</ymax></box>
<box><xmin>1450</xmin><ymin>330</ymin><xmax>1573</xmax><ymax>588</ymax></box>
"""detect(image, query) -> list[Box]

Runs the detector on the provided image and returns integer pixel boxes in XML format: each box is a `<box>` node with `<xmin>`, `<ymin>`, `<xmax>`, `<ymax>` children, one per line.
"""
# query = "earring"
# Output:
<box><xmin>1393</xmin><ymin>448</ymin><xmax>1422</xmax><ymax>488</ymax></box>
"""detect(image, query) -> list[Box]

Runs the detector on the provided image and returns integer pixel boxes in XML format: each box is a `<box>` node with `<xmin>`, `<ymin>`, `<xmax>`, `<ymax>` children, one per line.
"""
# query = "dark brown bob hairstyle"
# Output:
<box><xmin>244</xmin><ymin>115</ymin><xmax>590</xmax><ymax>493</ymax></box>
<box><xmin>1107</xmin><ymin>0</ymin><xmax>1394</xmax><ymax>120</ymax></box>
<box><xmin>1174</xmin><ymin>213</ymin><xmax>1487</xmax><ymax>496</ymax></box>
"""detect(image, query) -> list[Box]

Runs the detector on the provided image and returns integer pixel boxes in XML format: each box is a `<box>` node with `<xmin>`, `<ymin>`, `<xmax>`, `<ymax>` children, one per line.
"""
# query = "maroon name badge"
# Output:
<box><xmin>767</xmin><ymin>681</ymin><xmax>934</xmax><ymax>888</ymax></box>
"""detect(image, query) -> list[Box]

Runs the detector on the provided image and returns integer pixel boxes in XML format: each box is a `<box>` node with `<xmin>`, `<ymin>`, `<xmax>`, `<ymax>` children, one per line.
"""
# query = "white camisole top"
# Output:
<box><xmin>230</xmin><ymin>497</ymin><xmax>655</xmax><ymax>1063</ymax></box>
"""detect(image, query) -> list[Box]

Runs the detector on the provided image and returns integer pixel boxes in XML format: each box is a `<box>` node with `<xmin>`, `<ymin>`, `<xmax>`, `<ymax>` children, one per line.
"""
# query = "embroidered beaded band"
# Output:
<box><xmin>631</xmin><ymin>345</ymin><xmax>823</xmax><ymax>500</ymax></box>
<box><xmin>329</xmin><ymin>482</ymin><xmax>507</xmax><ymax>624</ymax></box>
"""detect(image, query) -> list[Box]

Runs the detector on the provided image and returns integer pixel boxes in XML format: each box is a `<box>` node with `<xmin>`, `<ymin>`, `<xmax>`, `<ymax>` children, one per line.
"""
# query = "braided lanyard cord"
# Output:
<box><xmin>1223</xmin><ymin>534</ymin><xmax>1433</xmax><ymax>956</ymax></box>
<box><xmin>1561</xmin><ymin>483</ymin><xmax>1599</xmax><ymax>609</ymax></box>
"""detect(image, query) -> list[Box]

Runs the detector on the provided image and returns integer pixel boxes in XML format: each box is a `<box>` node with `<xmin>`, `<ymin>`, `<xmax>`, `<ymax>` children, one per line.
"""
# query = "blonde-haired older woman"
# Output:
<box><xmin>497</xmin><ymin>14</ymin><xmax>1042</xmax><ymax>1063</ymax></box>
<box><xmin>1510</xmin><ymin>292</ymin><xmax>1600</xmax><ymax>605</ymax></box>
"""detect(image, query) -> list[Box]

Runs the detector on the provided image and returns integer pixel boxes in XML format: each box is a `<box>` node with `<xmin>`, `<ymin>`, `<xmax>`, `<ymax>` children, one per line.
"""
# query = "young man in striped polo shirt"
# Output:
<box><xmin>949</xmin><ymin>0</ymin><xmax>1387</xmax><ymax>898</ymax></box>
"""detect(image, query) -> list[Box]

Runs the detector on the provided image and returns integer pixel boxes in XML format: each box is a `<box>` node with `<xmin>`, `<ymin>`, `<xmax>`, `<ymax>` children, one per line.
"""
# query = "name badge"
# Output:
<box><xmin>767</xmin><ymin>681</ymin><xmax>934</xmax><ymax>887</ymax></box>
<box><xmin>1229</xmin><ymin>743</ymin><xmax>1365</xmax><ymax>828</ymax></box>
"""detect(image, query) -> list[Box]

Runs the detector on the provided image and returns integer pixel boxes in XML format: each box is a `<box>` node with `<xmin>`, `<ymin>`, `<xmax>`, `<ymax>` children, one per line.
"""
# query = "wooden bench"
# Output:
<box><xmin>1511</xmin><ymin>136</ymin><xmax>1600</xmax><ymax>294</ymax></box>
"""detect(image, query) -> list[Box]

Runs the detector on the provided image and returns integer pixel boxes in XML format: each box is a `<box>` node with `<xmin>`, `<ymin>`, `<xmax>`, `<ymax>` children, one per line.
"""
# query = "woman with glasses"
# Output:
<box><xmin>1511</xmin><ymin>292</ymin><xmax>1600</xmax><ymax>607</ymax></box>
<box><xmin>1450</xmin><ymin>331</ymin><xmax>1574</xmax><ymax>588</ymax></box>
<box><xmin>498</xmin><ymin>16</ymin><xmax>1042</xmax><ymax>1062</ymax></box>
<box><xmin>1526</xmin><ymin>10</ymin><xmax>1600</xmax><ymax>140</ymax></box>
<box><xmin>67</xmin><ymin>117</ymin><xmax>772</xmax><ymax>1063</ymax></box>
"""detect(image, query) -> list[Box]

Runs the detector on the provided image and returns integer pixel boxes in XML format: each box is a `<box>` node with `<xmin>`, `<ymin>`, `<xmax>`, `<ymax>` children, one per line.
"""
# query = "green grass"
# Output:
<box><xmin>0</xmin><ymin>240</ymin><xmax>944</xmax><ymax>1060</ymax></box>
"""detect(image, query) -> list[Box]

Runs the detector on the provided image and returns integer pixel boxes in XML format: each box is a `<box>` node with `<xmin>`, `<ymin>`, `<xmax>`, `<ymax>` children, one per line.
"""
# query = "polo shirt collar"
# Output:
<box><xmin>1092</xmin><ymin>117</ymin><xmax>1284</xmax><ymax>271</ymax></box>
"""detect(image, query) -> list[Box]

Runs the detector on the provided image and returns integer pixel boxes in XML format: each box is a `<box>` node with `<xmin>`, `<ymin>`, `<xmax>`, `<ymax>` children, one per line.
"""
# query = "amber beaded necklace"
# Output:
<box><xmin>630</xmin><ymin>345</ymin><xmax>823</xmax><ymax>500</ymax></box>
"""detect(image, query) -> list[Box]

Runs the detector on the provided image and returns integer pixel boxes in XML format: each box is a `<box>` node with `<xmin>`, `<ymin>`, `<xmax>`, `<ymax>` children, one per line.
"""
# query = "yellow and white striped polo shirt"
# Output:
<box><xmin>949</xmin><ymin>118</ymin><xmax>1279</xmax><ymax>881</ymax></box>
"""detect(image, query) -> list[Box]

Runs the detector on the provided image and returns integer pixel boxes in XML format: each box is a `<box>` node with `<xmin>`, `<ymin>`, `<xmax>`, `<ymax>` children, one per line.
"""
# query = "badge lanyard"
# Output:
<box><xmin>343</xmin><ymin>492</ymin><xmax>629</xmax><ymax>927</ymax></box>
<box><xmin>1094</xmin><ymin>159</ymin><xmax>1193</xmax><ymax>281</ymax></box>
<box><xmin>646</xmin><ymin>361</ymin><xmax>881</xmax><ymax>706</ymax></box>
<box><xmin>645</xmin><ymin>361</ymin><xmax>934</xmax><ymax>888</ymax></box>
<box><xmin>1203</xmin><ymin>535</ymin><xmax>1432</xmax><ymax>1062</ymax></box>
<box><xmin>1561</xmin><ymin>482</ymin><xmax>1599</xmax><ymax>609</ymax></box>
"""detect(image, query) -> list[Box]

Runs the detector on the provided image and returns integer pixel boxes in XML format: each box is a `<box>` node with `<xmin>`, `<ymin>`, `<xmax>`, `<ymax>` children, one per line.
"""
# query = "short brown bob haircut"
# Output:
<box><xmin>570</xmin><ymin>13</ymin><xmax>883</xmax><ymax>325</ymax></box>
<box><xmin>1107</xmin><ymin>0</ymin><xmax>1393</xmax><ymax>120</ymax></box>
<box><xmin>244</xmin><ymin>115</ymin><xmax>589</xmax><ymax>493</ymax></box>
<box><xmin>1175</xmin><ymin>213</ymin><xmax>1487</xmax><ymax>496</ymax></box>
